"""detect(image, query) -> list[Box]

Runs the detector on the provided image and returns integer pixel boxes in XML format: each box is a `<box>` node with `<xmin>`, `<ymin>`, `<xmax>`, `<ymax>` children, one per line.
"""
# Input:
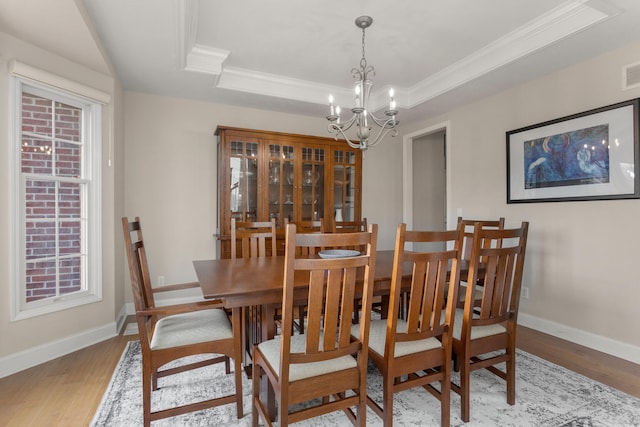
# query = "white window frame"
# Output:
<box><xmin>9</xmin><ymin>62</ymin><xmax>107</xmax><ymax>320</ymax></box>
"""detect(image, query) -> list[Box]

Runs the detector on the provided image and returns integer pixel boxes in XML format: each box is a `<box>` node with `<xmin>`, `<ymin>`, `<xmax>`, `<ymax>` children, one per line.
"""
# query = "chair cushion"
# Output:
<box><xmin>452</xmin><ymin>308</ymin><xmax>506</xmax><ymax>340</ymax></box>
<box><xmin>150</xmin><ymin>308</ymin><xmax>233</xmax><ymax>350</ymax></box>
<box><xmin>257</xmin><ymin>335</ymin><xmax>357</xmax><ymax>382</ymax></box>
<box><xmin>355</xmin><ymin>319</ymin><xmax>442</xmax><ymax>358</ymax></box>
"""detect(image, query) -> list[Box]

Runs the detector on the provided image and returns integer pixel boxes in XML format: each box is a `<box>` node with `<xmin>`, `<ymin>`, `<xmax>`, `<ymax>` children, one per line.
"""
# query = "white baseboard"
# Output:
<box><xmin>116</xmin><ymin>304</ymin><xmax>128</xmax><ymax>334</ymax></box>
<box><xmin>519</xmin><ymin>312</ymin><xmax>640</xmax><ymax>365</ymax></box>
<box><xmin>0</xmin><ymin>322</ymin><xmax>118</xmax><ymax>379</ymax></box>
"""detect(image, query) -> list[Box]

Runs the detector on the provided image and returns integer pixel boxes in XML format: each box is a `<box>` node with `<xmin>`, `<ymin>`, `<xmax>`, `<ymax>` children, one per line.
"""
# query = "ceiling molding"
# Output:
<box><xmin>216</xmin><ymin>67</ymin><xmax>341</xmax><ymax>103</ymax></box>
<box><xmin>177</xmin><ymin>0</ymin><xmax>614</xmax><ymax>110</ymax></box>
<box><xmin>174</xmin><ymin>0</ymin><xmax>198</xmax><ymax>70</ymax></box>
<box><xmin>408</xmin><ymin>0</ymin><xmax>613</xmax><ymax>108</ymax></box>
<box><xmin>185</xmin><ymin>44</ymin><xmax>230</xmax><ymax>76</ymax></box>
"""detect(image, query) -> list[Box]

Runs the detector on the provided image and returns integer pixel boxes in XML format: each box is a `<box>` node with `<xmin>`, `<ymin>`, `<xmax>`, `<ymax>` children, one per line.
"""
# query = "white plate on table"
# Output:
<box><xmin>318</xmin><ymin>249</ymin><xmax>360</xmax><ymax>259</ymax></box>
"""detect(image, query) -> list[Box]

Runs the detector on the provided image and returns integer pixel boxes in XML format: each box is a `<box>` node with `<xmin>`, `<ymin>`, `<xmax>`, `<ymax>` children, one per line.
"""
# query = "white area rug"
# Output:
<box><xmin>92</xmin><ymin>341</ymin><xmax>640</xmax><ymax>426</ymax></box>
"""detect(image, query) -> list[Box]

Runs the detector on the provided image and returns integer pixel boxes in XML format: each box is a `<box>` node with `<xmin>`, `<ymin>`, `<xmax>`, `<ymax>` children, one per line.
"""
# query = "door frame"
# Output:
<box><xmin>402</xmin><ymin>121</ymin><xmax>451</xmax><ymax>231</ymax></box>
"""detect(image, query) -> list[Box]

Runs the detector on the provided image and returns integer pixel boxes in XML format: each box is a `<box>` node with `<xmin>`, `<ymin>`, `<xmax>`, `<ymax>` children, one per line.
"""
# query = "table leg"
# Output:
<box><xmin>260</xmin><ymin>303</ymin><xmax>277</xmax><ymax>420</ymax></box>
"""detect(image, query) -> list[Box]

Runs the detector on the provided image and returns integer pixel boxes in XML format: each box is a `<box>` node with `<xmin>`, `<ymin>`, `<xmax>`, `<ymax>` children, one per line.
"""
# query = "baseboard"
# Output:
<box><xmin>519</xmin><ymin>312</ymin><xmax>640</xmax><ymax>365</ymax></box>
<box><xmin>0</xmin><ymin>322</ymin><xmax>118</xmax><ymax>378</ymax></box>
<box><xmin>116</xmin><ymin>304</ymin><xmax>128</xmax><ymax>334</ymax></box>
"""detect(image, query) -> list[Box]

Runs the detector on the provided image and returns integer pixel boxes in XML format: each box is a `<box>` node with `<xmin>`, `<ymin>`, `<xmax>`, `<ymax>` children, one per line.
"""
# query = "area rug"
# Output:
<box><xmin>91</xmin><ymin>341</ymin><xmax>640</xmax><ymax>426</ymax></box>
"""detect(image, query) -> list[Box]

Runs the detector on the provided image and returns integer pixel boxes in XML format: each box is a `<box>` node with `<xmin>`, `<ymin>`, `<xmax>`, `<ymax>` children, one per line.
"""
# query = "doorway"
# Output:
<box><xmin>402</xmin><ymin>122</ymin><xmax>450</xmax><ymax>250</ymax></box>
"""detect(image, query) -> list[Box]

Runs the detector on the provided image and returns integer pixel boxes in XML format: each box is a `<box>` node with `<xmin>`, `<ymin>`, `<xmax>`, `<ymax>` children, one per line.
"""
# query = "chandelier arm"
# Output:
<box><xmin>329</xmin><ymin>113</ymin><xmax>358</xmax><ymax>133</ymax></box>
<box><xmin>367</xmin><ymin>111</ymin><xmax>392</xmax><ymax>127</ymax></box>
<box><xmin>366</xmin><ymin>120</ymin><xmax>398</xmax><ymax>148</ymax></box>
<box><xmin>328</xmin><ymin>123</ymin><xmax>366</xmax><ymax>149</ymax></box>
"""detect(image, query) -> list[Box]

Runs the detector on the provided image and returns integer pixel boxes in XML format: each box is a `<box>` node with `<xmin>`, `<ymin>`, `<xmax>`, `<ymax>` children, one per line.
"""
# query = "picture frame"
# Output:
<box><xmin>506</xmin><ymin>98</ymin><xmax>640</xmax><ymax>203</ymax></box>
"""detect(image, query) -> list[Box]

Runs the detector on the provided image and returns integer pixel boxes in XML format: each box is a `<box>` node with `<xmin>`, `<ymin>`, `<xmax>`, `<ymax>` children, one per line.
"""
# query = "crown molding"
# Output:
<box><xmin>177</xmin><ymin>0</ymin><xmax>615</xmax><ymax>111</ymax></box>
<box><xmin>408</xmin><ymin>0</ymin><xmax>613</xmax><ymax>107</ymax></box>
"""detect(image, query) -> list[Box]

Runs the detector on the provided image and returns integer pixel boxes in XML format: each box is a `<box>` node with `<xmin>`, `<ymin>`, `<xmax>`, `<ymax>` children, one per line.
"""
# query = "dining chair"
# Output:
<box><xmin>121</xmin><ymin>217</ymin><xmax>243</xmax><ymax>426</ymax></box>
<box><xmin>231</xmin><ymin>218</ymin><xmax>277</xmax><ymax>365</ymax></box>
<box><xmin>231</xmin><ymin>218</ymin><xmax>277</xmax><ymax>259</ymax></box>
<box><xmin>355</xmin><ymin>223</ymin><xmax>463</xmax><ymax>426</ymax></box>
<box><xmin>252</xmin><ymin>223</ymin><xmax>379</xmax><ymax>426</ymax></box>
<box><xmin>456</xmin><ymin>217</ymin><xmax>505</xmax><ymax>306</ymax></box>
<box><xmin>456</xmin><ymin>216</ymin><xmax>505</xmax><ymax>262</ymax></box>
<box><xmin>451</xmin><ymin>221</ymin><xmax>529</xmax><ymax>422</ymax></box>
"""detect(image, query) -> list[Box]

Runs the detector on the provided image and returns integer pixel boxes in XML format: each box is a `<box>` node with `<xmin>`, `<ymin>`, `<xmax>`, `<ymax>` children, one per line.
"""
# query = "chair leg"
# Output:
<box><xmin>251</xmin><ymin>362</ymin><xmax>260</xmax><ymax>427</ymax></box>
<box><xmin>440</xmin><ymin>363</ymin><xmax>451</xmax><ymax>427</ymax></box>
<box><xmin>382</xmin><ymin>371</ymin><xmax>394</xmax><ymax>427</ymax></box>
<box><xmin>460</xmin><ymin>359</ymin><xmax>471</xmax><ymax>423</ymax></box>
<box><xmin>506</xmin><ymin>347</ymin><xmax>516</xmax><ymax>405</ymax></box>
<box><xmin>142</xmin><ymin>361</ymin><xmax>152</xmax><ymax>427</ymax></box>
<box><xmin>297</xmin><ymin>305</ymin><xmax>305</xmax><ymax>334</ymax></box>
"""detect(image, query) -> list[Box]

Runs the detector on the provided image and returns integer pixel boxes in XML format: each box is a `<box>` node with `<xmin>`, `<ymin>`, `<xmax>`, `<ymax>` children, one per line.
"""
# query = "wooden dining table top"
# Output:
<box><xmin>194</xmin><ymin>250</ymin><xmax>392</xmax><ymax>307</ymax></box>
<box><xmin>193</xmin><ymin>250</ymin><xmax>469</xmax><ymax>308</ymax></box>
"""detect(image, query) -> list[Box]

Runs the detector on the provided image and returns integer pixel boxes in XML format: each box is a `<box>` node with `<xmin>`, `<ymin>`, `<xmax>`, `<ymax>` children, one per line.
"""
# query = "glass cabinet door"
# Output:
<box><xmin>300</xmin><ymin>146</ymin><xmax>325</xmax><ymax>222</ymax></box>
<box><xmin>228</xmin><ymin>139</ymin><xmax>259</xmax><ymax>223</ymax></box>
<box><xmin>333</xmin><ymin>149</ymin><xmax>357</xmax><ymax>222</ymax></box>
<box><xmin>267</xmin><ymin>143</ymin><xmax>294</xmax><ymax>228</ymax></box>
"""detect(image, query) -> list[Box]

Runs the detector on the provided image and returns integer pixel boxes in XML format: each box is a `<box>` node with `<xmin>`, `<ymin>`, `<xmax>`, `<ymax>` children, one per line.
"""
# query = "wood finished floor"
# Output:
<box><xmin>0</xmin><ymin>325</ymin><xmax>638</xmax><ymax>427</ymax></box>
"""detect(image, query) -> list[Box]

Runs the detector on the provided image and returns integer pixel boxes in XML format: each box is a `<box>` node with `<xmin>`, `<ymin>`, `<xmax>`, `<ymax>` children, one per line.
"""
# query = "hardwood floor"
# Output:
<box><xmin>0</xmin><ymin>325</ymin><xmax>638</xmax><ymax>426</ymax></box>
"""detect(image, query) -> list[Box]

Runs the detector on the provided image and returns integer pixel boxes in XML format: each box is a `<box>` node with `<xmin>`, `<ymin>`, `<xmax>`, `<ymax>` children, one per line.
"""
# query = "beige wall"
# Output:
<box><xmin>0</xmin><ymin>31</ymin><xmax>121</xmax><ymax>365</ymax></box>
<box><xmin>122</xmin><ymin>94</ymin><xmax>402</xmax><ymax>306</ymax></box>
<box><xmin>402</xmin><ymin>40</ymin><xmax>640</xmax><ymax>359</ymax></box>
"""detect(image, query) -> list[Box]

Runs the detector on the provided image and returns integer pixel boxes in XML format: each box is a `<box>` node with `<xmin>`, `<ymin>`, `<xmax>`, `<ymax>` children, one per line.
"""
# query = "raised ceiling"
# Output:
<box><xmin>3</xmin><ymin>1</ymin><xmax>640</xmax><ymax>123</ymax></box>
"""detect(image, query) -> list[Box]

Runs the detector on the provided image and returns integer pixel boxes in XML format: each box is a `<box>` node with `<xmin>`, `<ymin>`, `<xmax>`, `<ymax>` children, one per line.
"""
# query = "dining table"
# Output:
<box><xmin>193</xmin><ymin>249</ymin><xmax>471</xmax><ymax>419</ymax></box>
<box><xmin>193</xmin><ymin>249</ymin><xmax>472</xmax><ymax>351</ymax></box>
<box><xmin>194</xmin><ymin>250</ymin><xmax>400</xmax><ymax>343</ymax></box>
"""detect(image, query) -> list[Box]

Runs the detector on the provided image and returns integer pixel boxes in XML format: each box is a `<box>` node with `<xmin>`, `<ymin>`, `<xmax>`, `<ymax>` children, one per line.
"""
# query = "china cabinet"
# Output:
<box><xmin>216</xmin><ymin>126</ymin><xmax>362</xmax><ymax>258</ymax></box>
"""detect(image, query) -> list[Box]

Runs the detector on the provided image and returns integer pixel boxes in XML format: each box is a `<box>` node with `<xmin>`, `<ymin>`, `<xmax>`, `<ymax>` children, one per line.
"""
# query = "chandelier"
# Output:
<box><xmin>326</xmin><ymin>16</ymin><xmax>399</xmax><ymax>151</ymax></box>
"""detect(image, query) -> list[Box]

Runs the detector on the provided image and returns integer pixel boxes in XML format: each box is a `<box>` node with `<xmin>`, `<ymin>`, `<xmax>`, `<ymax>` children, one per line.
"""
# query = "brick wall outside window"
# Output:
<box><xmin>21</xmin><ymin>93</ymin><xmax>83</xmax><ymax>302</ymax></box>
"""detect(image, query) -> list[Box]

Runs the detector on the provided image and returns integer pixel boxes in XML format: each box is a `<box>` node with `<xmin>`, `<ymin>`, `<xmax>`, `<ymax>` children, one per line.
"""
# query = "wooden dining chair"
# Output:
<box><xmin>231</xmin><ymin>218</ymin><xmax>278</xmax><ymax>259</ymax></box>
<box><xmin>451</xmin><ymin>221</ymin><xmax>529</xmax><ymax>422</ymax></box>
<box><xmin>231</xmin><ymin>218</ymin><xmax>278</xmax><ymax>366</ymax></box>
<box><xmin>457</xmin><ymin>216</ymin><xmax>505</xmax><ymax>262</ymax></box>
<box><xmin>252</xmin><ymin>223</ymin><xmax>379</xmax><ymax>426</ymax></box>
<box><xmin>354</xmin><ymin>223</ymin><xmax>463</xmax><ymax>426</ymax></box>
<box><xmin>121</xmin><ymin>217</ymin><xmax>243</xmax><ymax>426</ymax></box>
<box><xmin>456</xmin><ymin>217</ymin><xmax>505</xmax><ymax>305</ymax></box>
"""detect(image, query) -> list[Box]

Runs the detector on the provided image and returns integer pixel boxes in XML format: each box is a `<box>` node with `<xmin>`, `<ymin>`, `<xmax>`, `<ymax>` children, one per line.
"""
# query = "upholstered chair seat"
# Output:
<box><xmin>257</xmin><ymin>334</ymin><xmax>357</xmax><ymax>382</ymax></box>
<box><xmin>150</xmin><ymin>308</ymin><xmax>234</xmax><ymax>350</ymax></box>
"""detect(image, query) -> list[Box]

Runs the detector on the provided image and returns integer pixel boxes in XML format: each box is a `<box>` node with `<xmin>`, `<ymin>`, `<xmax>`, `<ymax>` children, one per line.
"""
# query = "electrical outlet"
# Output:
<box><xmin>157</xmin><ymin>275</ymin><xmax>165</xmax><ymax>286</ymax></box>
<box><xmin>521</xmin><ymin>286</ymin><xmax>529</xmax><ymax>299</ymax></box>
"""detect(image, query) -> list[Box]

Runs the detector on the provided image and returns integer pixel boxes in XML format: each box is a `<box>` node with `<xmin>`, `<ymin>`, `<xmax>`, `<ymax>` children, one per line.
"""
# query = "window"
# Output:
<box><xmin>10</xmin><ymin>64</ymin><xmax>106</xmax><ymax>320</ymax></box>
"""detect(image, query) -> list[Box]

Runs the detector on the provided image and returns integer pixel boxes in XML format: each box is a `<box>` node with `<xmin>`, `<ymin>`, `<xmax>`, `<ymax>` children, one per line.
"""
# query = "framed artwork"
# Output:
<box><xmin>506</xmin><ymin>98</ymin><xmax>640</xmax><ymax>203</ymax></box>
